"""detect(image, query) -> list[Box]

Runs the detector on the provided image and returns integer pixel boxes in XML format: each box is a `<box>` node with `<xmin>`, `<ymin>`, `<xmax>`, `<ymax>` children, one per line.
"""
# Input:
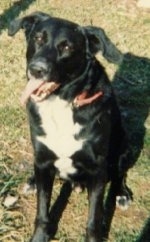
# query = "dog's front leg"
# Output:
<box><xmin>86</xmin><ymin>177</ymin><xmax>106</xmax><ymax>242</ymax></box>
<box><xmin>30</xmin><ymin>161</ymin><xmax>55</xmax><ymax>242</ymax></box>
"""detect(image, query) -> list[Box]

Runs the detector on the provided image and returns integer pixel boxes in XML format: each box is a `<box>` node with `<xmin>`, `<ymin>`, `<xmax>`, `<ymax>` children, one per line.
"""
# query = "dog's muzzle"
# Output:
<box><xmin>20</xmin><ymin>59</ymin><xmax>60</xmax><ymax>105</ymax></box>
<box><xmin>20</xmin><ymin>78</ymin><xmax>60</xmax><ymax>105</ymax></box>
<box><xmin>28</xmin><ymin>60</ymin><xmax>49</xmax><ymax>80</ymax></box>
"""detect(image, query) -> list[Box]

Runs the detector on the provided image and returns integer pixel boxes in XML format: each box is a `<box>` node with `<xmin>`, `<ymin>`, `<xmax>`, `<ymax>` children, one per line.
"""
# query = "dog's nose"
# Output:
<box><xmin>29</xmin><ymin>61</ymin><xmax>48</xmax><ymax>79</ymax></box>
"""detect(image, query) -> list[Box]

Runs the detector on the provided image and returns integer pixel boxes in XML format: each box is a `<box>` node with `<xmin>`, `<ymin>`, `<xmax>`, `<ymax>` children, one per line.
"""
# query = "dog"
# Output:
<box><xmin>8</xmin><ymin>12</ymin><xmax>133</xmax><ymax>242</ymax></box>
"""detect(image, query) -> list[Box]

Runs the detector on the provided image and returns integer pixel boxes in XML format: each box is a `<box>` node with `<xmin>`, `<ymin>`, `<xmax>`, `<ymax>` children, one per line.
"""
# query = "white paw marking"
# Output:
<box><xmin>22</xmin><ymin>183</ymin><xmax>37</xmax><ymax>195</ymax></box>
<box><xmin>116</xmin><ymin>195</ymin><xmax>131</xmax><ymax>211</ymax></box>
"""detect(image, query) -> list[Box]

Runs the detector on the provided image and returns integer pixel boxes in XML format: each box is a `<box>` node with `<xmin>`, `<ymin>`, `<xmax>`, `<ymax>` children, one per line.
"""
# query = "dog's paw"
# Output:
<box><xmin>22</xmin><ymin>175</ymin><xmax>37</xmax><ymax>195</ymax></box>
<box><xmin>30</xmin><ymin>226</ymin><xmax>51</xmax><ymax>242</ymax></box>
<box><xmin>116</xmin><ymin>195</ymin><xmax>132</xmax><ymax>210</ymax></box>
<box><xmin>22</xmin><ymin>182</ymin><xmax>37</xmax><ymax>195</ymax></box>
<box><xmin>30</xmin><ymin>234</ymin><xmax>49</xmax><ymax>242</ymax></box>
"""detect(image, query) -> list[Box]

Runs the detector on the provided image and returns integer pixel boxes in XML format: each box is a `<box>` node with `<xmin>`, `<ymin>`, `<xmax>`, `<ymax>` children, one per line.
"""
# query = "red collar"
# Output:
<box><xmin>73</xmin><ymin>90</ymin><xmax>103</xmax><ymax>107</ymax></box>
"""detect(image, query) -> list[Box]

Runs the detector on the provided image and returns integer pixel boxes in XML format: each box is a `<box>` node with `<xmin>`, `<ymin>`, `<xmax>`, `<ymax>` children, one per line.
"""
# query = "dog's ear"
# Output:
<box><xmin>84</xmin><ymin>26</ymin><xmax>123</xmax><ymax>64</ymax></box>
<box><xmin>8</xmin><ymin>12</ymin><xmax>50</xmax><ymax>36</ymax></box>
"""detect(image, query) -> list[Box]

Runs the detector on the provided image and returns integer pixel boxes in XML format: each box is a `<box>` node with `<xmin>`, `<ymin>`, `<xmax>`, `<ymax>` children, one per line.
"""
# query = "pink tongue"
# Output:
<box><xmin>20</xmin><ymin>79</ymin><xmax>44</xmax><ymax>105</ymax></box>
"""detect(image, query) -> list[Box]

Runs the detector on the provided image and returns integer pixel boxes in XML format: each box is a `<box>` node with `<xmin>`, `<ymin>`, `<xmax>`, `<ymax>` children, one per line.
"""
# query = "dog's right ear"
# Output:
<box><xmin>84</xmin><ymin>26</ymin><xmax>123</xmax><ymax>64</ymax></box>
<box><xmin>8</xmin><ymin>11</ymin><xmax>50</xmax><ymax>36</ymax></box>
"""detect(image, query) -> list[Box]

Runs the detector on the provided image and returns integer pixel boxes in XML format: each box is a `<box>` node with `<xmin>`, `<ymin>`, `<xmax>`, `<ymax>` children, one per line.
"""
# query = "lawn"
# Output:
<box><xmin>0</xmin><ymin>0</ymin><xmax>150</xmax><ymax>241</ymax></box>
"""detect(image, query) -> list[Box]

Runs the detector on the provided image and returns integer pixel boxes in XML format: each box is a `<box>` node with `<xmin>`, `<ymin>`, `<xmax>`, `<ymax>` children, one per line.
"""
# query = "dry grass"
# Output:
<box><xmin>0</xmin><ymin>0</ymin><xmax>150</xmax><ymax>241</ymax></box>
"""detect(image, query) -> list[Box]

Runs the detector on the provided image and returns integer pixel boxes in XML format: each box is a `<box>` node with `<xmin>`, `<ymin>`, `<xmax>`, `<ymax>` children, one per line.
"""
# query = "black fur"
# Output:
<box><xmin>8</xmin><ymin>12</ymin><xmax>133</xmax><ymax>242</ymax></box>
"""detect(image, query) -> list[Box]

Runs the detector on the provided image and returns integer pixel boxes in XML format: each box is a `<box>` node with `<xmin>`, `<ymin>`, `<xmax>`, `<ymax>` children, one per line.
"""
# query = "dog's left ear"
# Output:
<box><xmin>84</xmin><ymin>26</ymin><xmax>123</xmax><ymax>64</ymax></box>
<box><xmin>8</xmin><ymin>11</ymin><xmax>50</xmax><ymax>37</ymax></box>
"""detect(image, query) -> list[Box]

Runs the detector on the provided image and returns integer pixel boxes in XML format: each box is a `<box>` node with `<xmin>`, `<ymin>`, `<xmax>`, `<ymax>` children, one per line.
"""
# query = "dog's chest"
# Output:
<box><xmin>35</xmin><ymin>95</ymin><xmax>84</xmax><ymax>178</ymax></box>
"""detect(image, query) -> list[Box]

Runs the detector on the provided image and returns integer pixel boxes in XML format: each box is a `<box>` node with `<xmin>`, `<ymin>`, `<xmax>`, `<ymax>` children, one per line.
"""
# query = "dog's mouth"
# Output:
<box><xmin>20</xmin><ymin>78</ymin><xmax>60</xmax><ymax>105</ymax></box>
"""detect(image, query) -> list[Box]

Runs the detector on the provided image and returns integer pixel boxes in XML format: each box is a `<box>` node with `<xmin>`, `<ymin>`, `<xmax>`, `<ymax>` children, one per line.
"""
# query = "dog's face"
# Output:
<box><xmin>8</xmin><ymin>12</ymin><xmax>122</xmax><ymax>104</ymax></box>
<box><xmin>26</xmin><ymin>17</ymin><xmax>87</xmax><ymax>83</ymax></box>
<box><xmin>24</xmin><ymin>17</ymin><xmax>89</xmax><ymax>103</ymax></box>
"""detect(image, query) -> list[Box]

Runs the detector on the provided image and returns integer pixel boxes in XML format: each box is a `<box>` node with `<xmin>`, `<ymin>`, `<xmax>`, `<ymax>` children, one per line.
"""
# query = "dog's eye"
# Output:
<box><xmin>62</xmin><ymin>44</ymin><xmax>72</xmax><ymax>52</ymax></box>
<box><xmin>63</xmin><ymin>45</ymin><xmax>70</xmax><ymax>51</ymax></box>
<box><xmin>36</xmin><ymin>37</ymin><xmax>43</xmax><ymax>44</ymax></box>
<box><xmin>34</xmin><ymin>35</ymin><xmax>44</xmax><ymax>45</ymax></box>
<box><xmin>58</xmin><ymin>41</ymin><xmax>74</xmax><ymax>54</ymax></box>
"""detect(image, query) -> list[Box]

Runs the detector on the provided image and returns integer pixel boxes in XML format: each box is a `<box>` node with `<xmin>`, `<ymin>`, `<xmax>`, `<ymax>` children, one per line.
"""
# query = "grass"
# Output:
<box><xmin>0</xmin><ymin>0</ymin><xmax>150</xmax><ymax>241</ymax></box>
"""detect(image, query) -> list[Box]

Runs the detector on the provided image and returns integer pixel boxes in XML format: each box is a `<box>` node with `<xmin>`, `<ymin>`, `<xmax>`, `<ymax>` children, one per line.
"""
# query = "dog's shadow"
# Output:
<box><xmin>0</xmin><ymin>0</ymin><xmax>36</xmax><ymax>35</ymax></box>
<box><xmin>136</xmin><ymin>217</ymin><xmax>150</xmax><ymax>242</ymax></box>
<box><xmin>102</xmin><ymin>52</ymin><xmax>150</xmax><ymax>240</ymax></box>
<box><xmin>48</xmin><ymin>53</ymin><xmax>150</xmax><ymax>241</ymax></box>
<box><xmin>113</xmin><ymin>53</ymin><xmax>150</xmax><ymax>163</ymax></box>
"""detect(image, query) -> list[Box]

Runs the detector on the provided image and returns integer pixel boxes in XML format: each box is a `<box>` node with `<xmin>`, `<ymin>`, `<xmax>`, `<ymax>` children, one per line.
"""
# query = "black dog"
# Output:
<box><xmin>8</xmin><ymin>12</ymin><xmax>133</xmax><ymax>242</ymax></box>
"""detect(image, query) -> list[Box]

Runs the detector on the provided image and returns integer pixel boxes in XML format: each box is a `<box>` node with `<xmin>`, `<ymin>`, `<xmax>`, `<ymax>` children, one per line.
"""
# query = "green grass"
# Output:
<box><xmin>0</xmin><ymin>0</ymin><xmax>150</xmax><ymax>241</ymax></box>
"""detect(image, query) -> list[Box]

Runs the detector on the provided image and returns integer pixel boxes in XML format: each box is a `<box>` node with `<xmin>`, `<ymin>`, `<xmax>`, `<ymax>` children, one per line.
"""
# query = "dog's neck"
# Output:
<box><xmin>58</xmin><ymin>58</ymin><xmax>105</xmax><ymax>103</ymax></box>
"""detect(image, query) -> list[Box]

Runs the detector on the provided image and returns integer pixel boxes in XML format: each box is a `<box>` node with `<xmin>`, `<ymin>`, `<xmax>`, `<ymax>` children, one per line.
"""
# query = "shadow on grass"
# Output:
<box><xmin>113</xmin><ymin>53</ymin><xmax>150</xmax><ymax>163</ymax></box>
<box><xmin>136</xmin><ymin>217</ymin><xmax>150</xmax><ymax>242</ymax></box>
<box><xmin>102</xmin><ymin>53</ymin><xmax>150</xmax><ymax>240</ymax></box>
<box><xmin>0</xmin><ymin>0</ymin><xmax>36</xmax><ymax>34</ymax></box>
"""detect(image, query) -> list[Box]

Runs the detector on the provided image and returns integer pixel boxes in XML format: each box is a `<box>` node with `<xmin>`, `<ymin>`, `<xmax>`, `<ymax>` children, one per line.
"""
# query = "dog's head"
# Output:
<box><xmin>8</xmin><ymin>12</ymin><xmax>122</xmax><ymax>104</ymax></box>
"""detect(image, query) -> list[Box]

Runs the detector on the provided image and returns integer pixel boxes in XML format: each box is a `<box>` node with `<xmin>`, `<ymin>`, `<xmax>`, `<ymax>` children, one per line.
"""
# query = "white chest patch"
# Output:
<box><xmin>35</xmin><ymin>95</ymin><xmax>84</xmax><ymax>178</ymax></box>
